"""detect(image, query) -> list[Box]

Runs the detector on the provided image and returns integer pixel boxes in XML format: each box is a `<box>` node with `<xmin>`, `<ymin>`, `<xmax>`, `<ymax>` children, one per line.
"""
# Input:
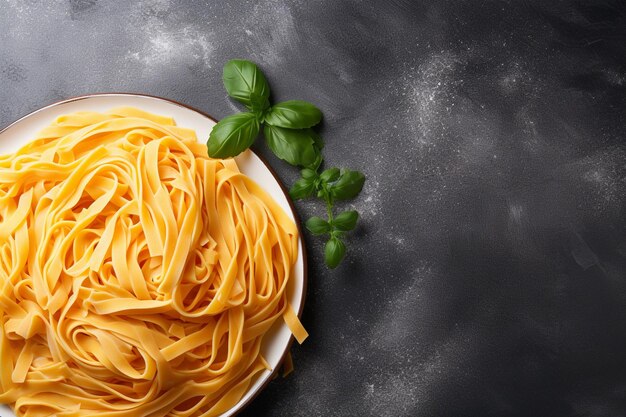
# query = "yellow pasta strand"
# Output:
<box><xmin>0</xmin><ymin>107</ymin><xmax>306</xmax><ymax>417</ymax></box>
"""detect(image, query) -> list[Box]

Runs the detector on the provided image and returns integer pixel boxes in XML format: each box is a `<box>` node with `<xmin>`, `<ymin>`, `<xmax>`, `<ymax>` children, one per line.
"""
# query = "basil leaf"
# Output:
<box><xmin>207</xmin><ymin>112</ymin><xmax>259</xmax><ymax>158</ymax></box>
<box><xmin>309</xmin><ymin>153</ymin><xmax>323</xmax><ymax>170</ymax></box>
<box><xmin>289</xmin><ymin>177</ymin><xmax>316</xmax><ymax>200</ymax></box>
<box><xmin>329</xmin><ymin>169</ymin><xmax>365</xmax><ymax>200</ymax></box>
<box><xmin>306</xmin><ymin>132</ymin><xmax>324</xmax><ymax>170</ymax></box>
<box><xmin>319</xmin><ymin>168</ymin><xmax>340</xmax><ymax>183</ymax></box>
<box><xmin>332</xmin><ymin>210</ymin><xmax>359</xmax><ymax>231</ymax></box>
<box><xmin>324</xmin><ymin>237</ymin><xmax>346</xmax><ymax>268</ymax></box>
<box><xmin>223</xmin><ymin>60</ymin><xmax>270</xmax><ymax>112</ymax></box>
<box><xmin>306</xmin><ymin>217</ymin><xmax>331</xmax><ymax>235</ymax></box>
<box><xmin>264</xmin><ymin>100</ymin><xmax>322</xmax><ymax>129</ymax></box>
<box><xmin>301</xmin><ymin>168</ymin><xmax>318</xmax><ymax>180</ymax></box>
<box><xmin>264</xmin><ymin>125</ymin><xmax>321</xmax><ymax>167</ymax></box>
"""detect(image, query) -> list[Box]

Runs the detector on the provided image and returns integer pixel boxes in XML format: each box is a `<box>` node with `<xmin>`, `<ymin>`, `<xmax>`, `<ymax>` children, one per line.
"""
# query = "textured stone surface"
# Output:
<box><xmin>1</xmin><ymin>1</ymin><xmax>625</xmax><ymax>416</ymax></box>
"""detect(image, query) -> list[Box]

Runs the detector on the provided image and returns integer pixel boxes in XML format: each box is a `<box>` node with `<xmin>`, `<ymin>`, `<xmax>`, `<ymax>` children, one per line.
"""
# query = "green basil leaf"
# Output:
<box><xmin>264</xmin><ymin>100</ymin><xmax>322</xmax><ymax>129</ymax></box>
<box><xmin>264</xmin><ymin>125</ymin><xmax>321</xmax><ymax>167</ymax></box>
<box><xmin>324</xmin><ymin>237</ymin><xmax>346</xmax><ymax>269</ymax></box>
<box><xmin>319</xmin><ymin>167</ymin><xmax>340</xmax><ymax>183</ymax></box>
<box><xmin>329</xmin><ymin>169</ymin><xmax>365</xmax><ymax>200</ymax></box>
<box><xmin>289</xmin><ymin>178</ymin><xmax>316</xmax><ymax>200</ymax></box>
<box><xmin>301</xmin><ymin>168</ymin><xmax>318</xmax><ymax>180</ymax></box>
<box><xmin>308</xmin><ymin>153</ymin><xmax>323</xmax><ymax>170</ymax></box>
<box><xmin>207</xmin><ymin>112</ymin><xmax>259</xmax><ymax>158</ymax></box>
<box><xmin>332</xmin><ymin>210</ymin><xmax>359</xmax><ymax>231</ymax></box>
<box><xmin>306</xmin><ymin>217</ymin><xmax>331</xmax><ymax>235</ymax></box>
<box><xmin>223</xmin><ymin>60</ymin><xmax>270</xmax><ymax>112</ymax></box>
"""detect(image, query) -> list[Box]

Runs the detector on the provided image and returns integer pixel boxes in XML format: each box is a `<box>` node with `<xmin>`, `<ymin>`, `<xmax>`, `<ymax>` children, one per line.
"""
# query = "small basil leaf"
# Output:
<box><xmin>223</xmin><ymin>59</ymin><xmax>270</xmax><ymax>112</ymax></box>
<box><xmin>324</xmin><ymin>237</ymin><xmax>346</xmax><ymax>269</ymax></box>
<box><xmin>332</xmin><ymin>210</ymin><xmax>359</xmax><ymax>231</ymax></box>
<box><xmin>319</xmin><ymin>168</ymin><xmax>340</xmax><ymax>183</ymax></box>
<box><xmin>301</xmin><ymin>168</ymin><xmax>318</xmax><ymax>180</ymax></box>
<box><xmin>289</xmin><ymin>178</ymin><xmax>316</xmax><ymax>200</ymax></box>
<box><xmin>308</xmin><ymin>153</ymin><xmax>323</xmax><ymax>170</ymax></box>
<box><xmin>264</xmin><ymin>125</ymin><xmax>321</xmax><ymax>167</ymax></box>
<box><xmin>306</xmin><ymin>217</ymin><xmax>331</xmax><ymax>235</ymax></box>
<box><xmin>207</xmin><ymin>112</ymin><xmax>260</xmax><ymax>158</ymax></box>
<box><xmin>264</xmin><ymin>100</ymin><xmax>322</xmax><ymax>129</ymax></box>
<box><xmin>329</xmin><ymin>169</ymin><xmax>365</xmax><ymax>200</ymax></box>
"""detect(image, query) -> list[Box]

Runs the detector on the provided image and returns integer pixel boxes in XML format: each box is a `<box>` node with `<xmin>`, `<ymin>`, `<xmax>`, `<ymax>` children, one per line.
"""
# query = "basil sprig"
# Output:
<box><xmin>297</xmin><ymin>168</ymin><xmax>364</xmax><ymax>268</ymax></box>
<box><xmin>207</xmin><ymin>59</ymin><xmax>365</xmax><ymax>269</ymax></box>
<box><xmin>208</xmin><ymin>59</ymin><xmax>322</xmax><ymax>165</ymax></box>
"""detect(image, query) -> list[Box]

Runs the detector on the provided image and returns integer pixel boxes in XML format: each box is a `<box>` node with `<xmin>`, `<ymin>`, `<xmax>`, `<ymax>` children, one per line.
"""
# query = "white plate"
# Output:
<box><xmin>0</xmin><ymin>94</ymin><xmax>306</xmax><ymax>417</ymax></box>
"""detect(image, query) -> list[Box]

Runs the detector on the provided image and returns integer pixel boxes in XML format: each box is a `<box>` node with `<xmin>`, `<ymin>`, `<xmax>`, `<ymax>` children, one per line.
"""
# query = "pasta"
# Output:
<box><xmin>0</xmin><ymin>107</ymin><xmax>308</xmax><ymax>417</ymax></box>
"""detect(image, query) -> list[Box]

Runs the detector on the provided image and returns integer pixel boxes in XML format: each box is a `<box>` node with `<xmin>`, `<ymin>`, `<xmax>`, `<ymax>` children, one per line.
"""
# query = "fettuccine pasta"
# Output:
<box><xmin>0</xmin><ymin>107</ymin><xmax>307</xmax><ymax>416</ymax></box>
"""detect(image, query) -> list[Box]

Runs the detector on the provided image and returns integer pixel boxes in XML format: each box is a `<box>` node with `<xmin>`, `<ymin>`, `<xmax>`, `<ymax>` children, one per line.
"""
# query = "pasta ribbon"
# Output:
<box><xmin>0</xmin><ymin>108</ymin><xmax>305</xmax><ymax>416</ymax></box>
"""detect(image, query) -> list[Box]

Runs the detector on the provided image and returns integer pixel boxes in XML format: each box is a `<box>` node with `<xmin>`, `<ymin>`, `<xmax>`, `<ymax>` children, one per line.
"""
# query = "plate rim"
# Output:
<box><xmin>0</xmin><ymin>92</ymin><xmax>308</xmax><ymax>417</ymax></box>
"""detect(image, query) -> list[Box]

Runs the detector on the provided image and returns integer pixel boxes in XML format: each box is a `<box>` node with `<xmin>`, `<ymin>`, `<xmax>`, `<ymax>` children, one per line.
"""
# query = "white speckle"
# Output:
<box><xmin>509</xmin><ymin>204</ymin><xmax>523</xmax><ymax>224</ymax></box>
<box><xmin>604</xmin><ymin>68</ymin><xmax>625</xmax><ymax>86</ymax></box>
<box><xmin>370</xmin><ymin>263</ymin><xmax>432</xmax><ymax>349</ymax></box>
<box><xmin>385</xmin><ymin>233</ymin><xmax>410</xmax><ymax>252</ymax></box>
<box><xmin>380</xmin><ymin>49</ymin><xmax>499</xmax><ymax>207</ymax></box>
<box><xmin>128</xmin><ymin>26</ymin><xmax>214</xmax><ymax>70</ymax></box>
<box><xmin>499</xmin><ymin>61</ymin><xmax>524</xmax><ymax>93</ymax></box>
<box><xmin>400</xmin><ymin>50</ymin><xmax>498</xmax><ymax>165</ymax></box>
<box><xmin>517</xmin><ymin>107</ymin><xmax>540</xmax><ymax>152</ymax></box>
<box><xmin>245</xmin><ymin>0</ymin><xmax>297</xmax><ymax>67</ymax></box>
<box><xmin>356</xmin><ymin>174</ymin><xmax>382</xmax><ymax>220</ymax></box>
<box><xmin>579</xmin><ymin>148</ymin><xmax>626</xmax><ymax>213</ymax></box>
<box><xmin>363</xmin><ymin>371</ymin><xmax>419</xmax><ymax>415</ymax></box>
<box><xmin>240</xmin><ymin>0</ymin><xmax>355</xmax><ymax>86</ymax></box>
<box><xmin>141</xmin><ymin>32</ymin><xmax>175</xmax><ymax>65</ymax></box>
<box><xmin>4</xmin><ymin>0</ymin><xmax>64</xmax><ymax>38</ymax></box>
<box><xmin>364</xmin><ymin>264</ymin><xmax>485</xmax><ymax>416</ymax></box>
<box><xmin>584</xmin><ymin>169</ymin><xmax>603</xmax><ymax>183</ymax></box>
<box><xmin>409</xmin><ymin>52</ymin><xmax>465</xmax><ymax>146</ymax></box>
<box><xmin>126</xmin><ymin>2</ymin><xmax>215</xmax><ymax>72</ymax></box>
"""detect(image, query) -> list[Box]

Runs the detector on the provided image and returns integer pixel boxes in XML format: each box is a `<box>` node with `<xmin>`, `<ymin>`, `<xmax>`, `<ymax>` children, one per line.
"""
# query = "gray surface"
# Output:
<box><xmin>1</xmin><ymin>1</ymin><xmax>626</xmax><ymax>416</ymax></box>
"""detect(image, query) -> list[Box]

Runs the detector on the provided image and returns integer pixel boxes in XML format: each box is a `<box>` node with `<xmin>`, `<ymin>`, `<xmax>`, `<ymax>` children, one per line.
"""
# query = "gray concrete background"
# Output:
<box><xmin>1</xmin><ymin>1</ymin><xmax>625</xmax><ymax>416</ymax></box>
